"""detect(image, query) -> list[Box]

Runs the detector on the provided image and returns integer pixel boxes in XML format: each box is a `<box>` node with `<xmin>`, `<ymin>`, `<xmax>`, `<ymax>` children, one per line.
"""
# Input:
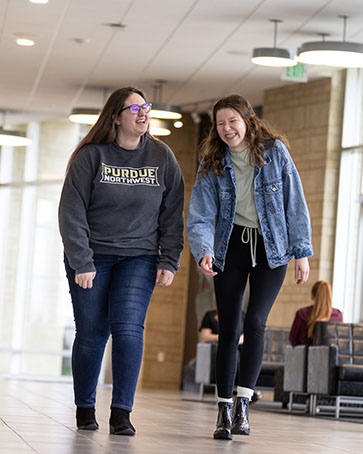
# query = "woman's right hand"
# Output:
<box><xmin>200</xmin><ymin>255</ymin><xmax>218</xmax><ymax>278</ymax></box>
<box><xmin>75</xmin><ymin>272</ymin><xmax>96</xmax><ymax>289</ymax></box>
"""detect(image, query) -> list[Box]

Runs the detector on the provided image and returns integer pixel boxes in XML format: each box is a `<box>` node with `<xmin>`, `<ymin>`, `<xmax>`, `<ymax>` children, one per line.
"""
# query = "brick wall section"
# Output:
<box><xmin>140</xmin><ymin>114</ymin><xmax>198</xmax><ymax>389</ymax></box>
<box><xmin>262</xmin><ymin>73</ymin><xmax>345</xmax><ymax>328</ymax></box>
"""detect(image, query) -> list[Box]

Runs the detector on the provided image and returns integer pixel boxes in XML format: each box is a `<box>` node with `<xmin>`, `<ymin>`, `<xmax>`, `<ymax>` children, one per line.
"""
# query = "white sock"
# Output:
<box><xmin>217</xmin><ymin>396</ymin><xmax>233</xmax><ymax>404</ymax></box>
<box><xmin>237</xmin><ymin>386</ymin><xmax>254</xmax><ymax>401</ymax></box>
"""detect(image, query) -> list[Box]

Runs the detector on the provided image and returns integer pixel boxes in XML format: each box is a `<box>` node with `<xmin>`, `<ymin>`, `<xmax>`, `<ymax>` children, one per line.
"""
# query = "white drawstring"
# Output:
<box><xmin>241</xmin><ymin>226</ymin><xmax>258</xmax><ymax>267</ymax></box>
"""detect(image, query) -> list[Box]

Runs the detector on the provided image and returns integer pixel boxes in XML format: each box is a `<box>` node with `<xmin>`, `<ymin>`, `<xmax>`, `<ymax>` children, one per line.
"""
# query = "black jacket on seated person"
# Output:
<box><xmin>199</xmin><ymin>309</ymin><xmax>245</xmax><ymax>336</ymax></box>
<box><xmin>200</xmin><ymin>310</ymin><xmax>220</xmax><ymax>334</ymax></box>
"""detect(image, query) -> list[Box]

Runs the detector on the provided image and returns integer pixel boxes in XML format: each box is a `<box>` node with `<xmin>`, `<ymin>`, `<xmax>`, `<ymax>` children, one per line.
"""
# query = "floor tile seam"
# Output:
<box><xmin>4</xmin><ymin>387</ymin><xmax>131</xmax><ymax>452</ymax></box>
<box><xmin>5</xmin><ymin>391</ymin><xmax>81</xmax><ymax>436</ymax></box>
<box><xmin>0</xmin><ymin>417</ymin><xmax>38</xmax><ymax>453</ymax></box>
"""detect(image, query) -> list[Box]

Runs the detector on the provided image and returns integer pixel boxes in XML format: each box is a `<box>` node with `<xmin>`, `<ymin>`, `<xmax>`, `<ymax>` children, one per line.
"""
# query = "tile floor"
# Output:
<box><xmin>0</xmin><ymin>379</ymin><xmax>362</xmax><ymax>453</ymax></box>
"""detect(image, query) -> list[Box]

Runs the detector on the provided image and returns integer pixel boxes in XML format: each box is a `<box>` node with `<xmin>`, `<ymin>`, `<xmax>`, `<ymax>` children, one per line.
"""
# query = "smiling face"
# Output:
<box><xmin>116</xmin><ymin>92</ymin><xmax>150</xmax><ymax>144</ymax></box>
<box><xmin>216</xmin><ymin>108</ymin><xmax>248</xmax><ymax>152</ymax></box>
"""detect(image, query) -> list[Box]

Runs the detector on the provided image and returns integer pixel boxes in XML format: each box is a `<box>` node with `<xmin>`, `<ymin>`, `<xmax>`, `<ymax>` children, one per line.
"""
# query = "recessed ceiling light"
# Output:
<box><xmin>106</xmin><ymin>23</ymin><xmax>127</xmax><ymax>30</ymax></box>
<box><xmin>29</xmin><ymin>0</ymin><xmax>48</xmax><ymax>4</ymax></box>
<box><xmin>16</xmin><ymin>38</ymin><xmax>35</xmax><ymax>47</ymax></box>
<box><xmin>73</xmin><ymin>38</ymin><xmax>91</xmax><ymax>45</ymax></box>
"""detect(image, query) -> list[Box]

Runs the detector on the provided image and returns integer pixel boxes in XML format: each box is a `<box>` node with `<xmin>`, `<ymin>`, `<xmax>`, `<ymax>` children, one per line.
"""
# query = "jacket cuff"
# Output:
<box><xmin>294</xmin><ymin>246</ymin><xmax>313</xmax><ymax>260</ymax></box>
<box><xmin>196</xmin><ymin>249</ymin><xmax>214</xmax><ymax>267</ymax></box>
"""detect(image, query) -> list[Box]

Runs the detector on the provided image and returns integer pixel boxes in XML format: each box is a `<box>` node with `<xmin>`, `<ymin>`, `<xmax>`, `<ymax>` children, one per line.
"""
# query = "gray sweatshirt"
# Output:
<box><xmin>58</xmin><ymin>134</ymin><xmax>184</xmax><ymax>274</ymax></box>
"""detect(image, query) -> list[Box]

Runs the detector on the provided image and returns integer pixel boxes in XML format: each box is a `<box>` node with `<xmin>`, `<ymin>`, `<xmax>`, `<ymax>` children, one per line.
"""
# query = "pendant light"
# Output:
<box><xmin>149</xmin><ymin>119</ymin><xmax>171</xmax><ymax>136</ymax></box>
<box><xmin>150</xmin><ymin>81</ymin><xmax>182</xmax><ymax>120</ymax></box>
<box><xmin>0</xmin><ymin>113</ymin><xmax>32</xmax><ymax>146</ymax></box>
<box><xmin>68</xmin><ymin>108</ymin><xmax>100</xmax><ymax>125</ymax></box>
<box><xmin>0</xmin><ymin>129</ymin><xmax>32</xmax><ymax>146</ymax></box>
<box><xmin>251</xmin><ymin>19</ymin><xmax>297</xmax><ymax>68</ymax></box>
<box><xmin>297</xmin><ymin>16</ymin><xmax>363</xmax><ymax>68</ymax></box>
<box><xmin>150</xmin><ymin>104</ymin><xmax>182</xmax><ymax>120</ymax></box>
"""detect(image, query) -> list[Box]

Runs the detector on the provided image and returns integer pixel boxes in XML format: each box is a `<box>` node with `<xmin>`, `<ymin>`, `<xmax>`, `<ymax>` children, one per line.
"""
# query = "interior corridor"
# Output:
<box><xmin>0</xmin><ymin>379</ymin><xmax>362</xmax><ymax>454</ymax></box>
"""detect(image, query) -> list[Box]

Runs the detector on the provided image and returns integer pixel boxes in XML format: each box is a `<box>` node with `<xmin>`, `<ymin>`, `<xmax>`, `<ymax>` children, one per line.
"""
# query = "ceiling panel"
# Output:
<box><xmin>1</xmin><ymin>0</ymin><xmax>363</xmax><ymax>125</ymax></box>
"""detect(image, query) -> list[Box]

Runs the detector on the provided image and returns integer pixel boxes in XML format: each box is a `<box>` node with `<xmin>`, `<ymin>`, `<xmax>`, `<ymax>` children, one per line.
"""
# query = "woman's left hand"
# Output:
<box><xmin>156</xmin><ymin>269</ymin><xmax>174</xmax><ymax>287</ymax></box>
<box><xmin>295</xmin><ymin>257</ymin><xmax>310</xmax><ymax>285</ymax></box>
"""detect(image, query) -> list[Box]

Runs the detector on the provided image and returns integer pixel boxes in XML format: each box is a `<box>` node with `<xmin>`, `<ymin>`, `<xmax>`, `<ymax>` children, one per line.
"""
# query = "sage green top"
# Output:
<box><xmin>229</xmin><ymin>148</ymin><xmax>259</xmax><ymax>229</ymax></box>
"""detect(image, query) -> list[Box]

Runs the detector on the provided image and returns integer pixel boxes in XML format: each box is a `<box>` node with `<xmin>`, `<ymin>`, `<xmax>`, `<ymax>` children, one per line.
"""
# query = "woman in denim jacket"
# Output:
<box><xmin>187</xmin><ymin>94</ymin><xmax>312</xmax><ymax>440</ymax></box>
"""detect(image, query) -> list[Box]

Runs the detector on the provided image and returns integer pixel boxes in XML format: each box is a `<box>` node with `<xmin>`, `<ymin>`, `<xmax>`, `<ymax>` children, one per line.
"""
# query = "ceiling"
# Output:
<box><xmin>1</xmin><ymin>0</ymin><xmax>363</xmax><ymax>125</ymax></box>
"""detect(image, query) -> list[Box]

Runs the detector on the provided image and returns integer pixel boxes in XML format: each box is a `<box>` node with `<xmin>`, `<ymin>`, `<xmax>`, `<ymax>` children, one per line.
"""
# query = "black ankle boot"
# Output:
<box><xmin>231</xmin><ymin>397</ymin><xmax>250</xmax><ymax>435</ymax></box>
<box><xmin>76</xmin><ymin>406</ymin><xmax>99</xmax><ymax>430</ymax></box>
<box><xmin>109</xmin><ymin>407</ymin><xmax>136</xmax><ymax>436</ymax></box>
<box><xmin>213</xmin><ymin>402</ymin><xmax>233</xmax><ymax>440</ymax></box>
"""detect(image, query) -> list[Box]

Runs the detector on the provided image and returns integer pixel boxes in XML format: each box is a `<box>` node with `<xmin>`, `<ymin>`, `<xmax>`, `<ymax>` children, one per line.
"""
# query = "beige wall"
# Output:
<box><xmin>140</xmin><ymin>115</ymin><xmax>198</xmax><ymax>390</ymax></box>
<box><xmin>263</xmin><ymin>72</ymin><xmax>345</xmax><ymax>328</ymax></box>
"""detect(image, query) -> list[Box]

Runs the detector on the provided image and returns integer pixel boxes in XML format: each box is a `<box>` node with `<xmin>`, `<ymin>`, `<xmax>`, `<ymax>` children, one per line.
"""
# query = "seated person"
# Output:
<box><xmin>289</xmin><ymin>280</ymin><xmax>343</xmax><ymax>346</ymax></box>
<box><xmin>200</xmin><ymin>308</ymin><xmax>244</xmax><ymax>344</ymax></box>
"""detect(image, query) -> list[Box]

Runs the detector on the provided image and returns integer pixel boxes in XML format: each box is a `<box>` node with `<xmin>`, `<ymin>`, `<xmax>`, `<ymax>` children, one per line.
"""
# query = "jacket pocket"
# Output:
<box><xmin>219</xmin><ymin>188</ymin><xmax>233</xmax><ymax>219</ymax></box>
<box><xmin>263</xmin><ymin>179</ymin><xmax>283</xmax><ymax>215</ymax></box>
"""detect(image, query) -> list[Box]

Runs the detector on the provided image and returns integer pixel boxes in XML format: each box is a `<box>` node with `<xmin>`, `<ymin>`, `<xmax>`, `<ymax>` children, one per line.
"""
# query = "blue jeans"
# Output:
<box><xmin>64</xmin><ymin>253</ymin><xmax>158</xmax><ymax>411</ymax></box>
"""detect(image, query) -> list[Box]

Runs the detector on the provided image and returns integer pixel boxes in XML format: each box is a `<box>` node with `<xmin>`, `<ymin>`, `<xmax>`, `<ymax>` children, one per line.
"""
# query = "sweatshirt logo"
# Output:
<box><xmin>100</xmin><ymin>163</ymin><xmax>159</xmax><ymax>186</ymax></box>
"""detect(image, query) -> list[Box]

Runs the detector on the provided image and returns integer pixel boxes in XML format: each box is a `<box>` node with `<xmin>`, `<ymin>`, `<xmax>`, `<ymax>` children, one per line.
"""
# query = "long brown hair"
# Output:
<box><xmin>199</xmin><ymin>94</ymin><xmax>290</xmax><ymax>176</ymax></box>
<box><xmin>67</xmin><ymin>86</ymin><xmax>149</xmax><ymax>171</ymax></box>
<box><xmin>307</xmin><ymin>281</ymin><xmax>333</xmax><ymax>338</ymax></box>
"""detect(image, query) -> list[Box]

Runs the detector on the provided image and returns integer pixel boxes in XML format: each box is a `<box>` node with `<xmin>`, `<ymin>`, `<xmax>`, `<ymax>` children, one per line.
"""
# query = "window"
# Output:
<box><xmin>0</xmin><ymin>120</ymin><xmax>80</xmax><ymax>379</ymax></box>
<box><xmin>332</xmin><ymin>69</ymin><xmax>363</xmax><ymax>322</ymax></box>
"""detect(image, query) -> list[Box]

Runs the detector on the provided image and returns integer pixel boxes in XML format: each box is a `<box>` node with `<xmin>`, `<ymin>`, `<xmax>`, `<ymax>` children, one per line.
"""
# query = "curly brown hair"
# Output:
<box><xmin>199</xmin><ymin>94</ymin><xmax>290</xmax><ymax>176</ymax></box>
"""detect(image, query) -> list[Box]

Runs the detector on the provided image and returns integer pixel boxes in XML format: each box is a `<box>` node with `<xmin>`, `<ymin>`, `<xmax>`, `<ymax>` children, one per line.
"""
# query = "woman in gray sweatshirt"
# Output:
<box><xmin>58</xmin><ymin>87</ymin><xmax>184</xmax><ymax>435</ymax></box>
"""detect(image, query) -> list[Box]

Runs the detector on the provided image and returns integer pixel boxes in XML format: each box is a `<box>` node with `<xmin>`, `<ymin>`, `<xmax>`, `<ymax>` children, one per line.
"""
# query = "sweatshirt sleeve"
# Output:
<box><xmin>157</xmin><ymin>149</ymin><xmax>184</xmax><ymax>273</ymax></box>
<box><xmin>58</xmin><ymin>150</ymin><xmax>96</xmax><ymax>274</ymax></box>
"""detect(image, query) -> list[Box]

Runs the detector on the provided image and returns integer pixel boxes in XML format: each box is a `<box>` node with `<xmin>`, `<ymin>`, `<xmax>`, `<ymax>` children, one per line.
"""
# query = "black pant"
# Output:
<box><xmin>213</xmin><ymin>225</ymin><xmax>287</xmax><ymax>398</ymax></box>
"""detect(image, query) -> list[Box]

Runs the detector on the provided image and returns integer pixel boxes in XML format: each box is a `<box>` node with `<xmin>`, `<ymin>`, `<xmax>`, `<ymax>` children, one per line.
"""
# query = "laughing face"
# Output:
<box><xmin>117</xmin><ymin>93</ymin><xmax>150</xmax><ymax>141</ymax></box>
<box><xmin>216</xmin><ymin>108</ymin><xmax>248</xmax><ymax>152</ymax></box>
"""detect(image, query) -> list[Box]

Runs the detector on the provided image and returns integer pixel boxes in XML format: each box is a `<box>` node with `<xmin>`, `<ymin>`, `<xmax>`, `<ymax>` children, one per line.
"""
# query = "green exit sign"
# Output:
<box><xmin>281</xmin><ymin>63</ymin><xmax>308</xmax><ymax>83</ymax></box>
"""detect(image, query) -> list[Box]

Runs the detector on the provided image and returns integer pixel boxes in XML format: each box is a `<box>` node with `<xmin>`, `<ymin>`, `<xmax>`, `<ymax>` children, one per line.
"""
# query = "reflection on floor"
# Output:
<box><xmin>0</xmin><ymin>379</ymin><xmax>362</xmax><ymax>453</ymax></box>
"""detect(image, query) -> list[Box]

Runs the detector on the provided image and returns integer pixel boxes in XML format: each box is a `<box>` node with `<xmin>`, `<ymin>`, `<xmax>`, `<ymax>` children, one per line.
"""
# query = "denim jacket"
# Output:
<box><xmin>187</xmin><ymin>140</ymin><xmax>313</xmax><ymax>270</ymax></box>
